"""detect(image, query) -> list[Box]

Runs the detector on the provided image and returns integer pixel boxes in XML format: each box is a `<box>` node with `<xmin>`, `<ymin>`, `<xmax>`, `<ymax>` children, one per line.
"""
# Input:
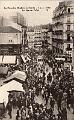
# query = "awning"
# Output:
<box><xmin>0</xmin><ymin>55</ymin><xmax>16</xmax><ymax>64</ymax></box>
<box><xmin>7</xmin><ymin>90</ymin><xmax>24</xmax><ymax>92</ymax></box>
<box><xmin>55</xmin><ymin>58</ymin><xmax>65</xmax><ymax>61</ymax></box>
<box><xmin>0</xmin><ymin>80</ymin><xmax>24</xmax><ymax>92</ymax></box>
<box><xmin>4</xmin><ymin>70</ymin><xmax>26</xmax><ymax>83</ymax></box>
<box><xmin>0</xmin><ymin>80</ymin><xmax>24</xmax><ymax>105</ymax></box>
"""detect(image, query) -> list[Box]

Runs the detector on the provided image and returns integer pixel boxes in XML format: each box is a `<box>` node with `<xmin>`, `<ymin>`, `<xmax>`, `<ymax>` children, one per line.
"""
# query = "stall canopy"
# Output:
<box><xmin>0</xmin><ymin>55</ymin><xmax>16</xmax><ymax>64</ymax></box>
<box><xmin>4</xmin><ymin>70</ymin><xmax>26</xmax><ymax>83</ymax></box>
<box><xmin>0</xmin><ymin>80</ymin><xmax>24</xmax><ymax>105</ymax></box>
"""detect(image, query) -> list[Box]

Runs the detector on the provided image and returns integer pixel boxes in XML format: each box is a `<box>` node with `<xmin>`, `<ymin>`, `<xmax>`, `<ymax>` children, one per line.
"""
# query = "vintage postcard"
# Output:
<box><xmin>0</xmin><ymin>0</ymin><xmax>73</xmax><ymax>120</ymax></box>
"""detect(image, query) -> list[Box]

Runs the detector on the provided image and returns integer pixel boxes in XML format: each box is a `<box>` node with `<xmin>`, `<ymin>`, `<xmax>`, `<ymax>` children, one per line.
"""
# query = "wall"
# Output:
<box><xmin>0</xmin><ymin>33</ymin><xmax>22</xmax><ymax>44</ymax></box>
<box><xmin>47</xmin><ymin>32</ymin><xmax>52</xmax><ymax>50</ymax></box>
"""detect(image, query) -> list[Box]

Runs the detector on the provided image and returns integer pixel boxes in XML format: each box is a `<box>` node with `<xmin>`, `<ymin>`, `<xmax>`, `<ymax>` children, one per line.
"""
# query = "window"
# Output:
<box><xmin>67</xmin><ymin>34</ymin><xmax>70</xmax><ymax>41</ymax></box>
<box><xmin>9</xmin><ymin>40</ymin><xmax>12</xmax><ymax>42</ymax></box>
<box><xmin>9</xmin><ymin>47</ymin><xmax>14</xmax><ymax>53</ymax></box>
<box><xmin>67</xmin><ymin>25</ymin><xmax>70</xmax><ymax>31</ymax></box>
<box><xmin>67</xmin><ymin>17</ymin><xmax>70</xmax><ymax>22</ymax></box>
<box><xmin>68</xmin><ymin>8</ymin><xmax>70</xmax><ymax>13</ymax></box>
<box><xmin>67</xmin><ymin>44</ymin><xmax>70</xmax><ymax>49</ymax></box>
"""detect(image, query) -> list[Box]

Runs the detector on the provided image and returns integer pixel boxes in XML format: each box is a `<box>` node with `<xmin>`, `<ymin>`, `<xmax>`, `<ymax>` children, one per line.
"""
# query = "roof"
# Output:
<box><xmin>27</xmin><ymin>27</ymin><xmax>34</xmax><ymax>32</ymax></box>
<box><xmin>4</xmin><ymin>70</ymin><xmax>26</xmax><ymax>83</ymax></box>
<box><xmin>0</xmin><ymin>26</ymin><xmax>21</xmax><ymax>33</ymax></box>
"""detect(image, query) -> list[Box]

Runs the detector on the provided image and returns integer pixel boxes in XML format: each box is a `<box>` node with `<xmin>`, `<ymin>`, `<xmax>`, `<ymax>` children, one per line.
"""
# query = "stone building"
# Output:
<box><xmin>27</xmin><ymin>24</ymin><xmax>52</xmax><ymax>52</ymax></box>
<box><xmin>27</xmin><ymin>27</ymin><xmax>35</xmax><ymax>48</ymax></box>
<box><xmin>52</xmin><ymin>0</ymin><xmax>74</xmax><ymax>62</ymax></box>
<box><xmin>0</xmin><ymin>12</ymin><xmax>27</xmax><ymax>64</ymax></box>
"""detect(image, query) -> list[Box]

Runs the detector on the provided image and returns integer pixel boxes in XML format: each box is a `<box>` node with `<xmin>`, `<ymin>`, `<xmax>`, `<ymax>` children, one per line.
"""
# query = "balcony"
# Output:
<box><xmin>66</xmin><ymin>21</ymin><xmax>71</xmax><ymax>24</ymax></box>
<box><xmin>54</xmin><ymin>21</ymin><xmax>63</xmax><ymax>26</ymax></box>
<box><xmin>53</xmin><ymin>30</ymin><xmax>63</xmax><ymax>35</ymax></box>
<box><xmin>52</xmin><ymin>38</ymin><xmax>63</xmax><ymax>43</ymax></box>
<box><xmin>52</xmin><ymin>12</ymin><xmax>64</xmax><ymax>19</ymax></box>
<box><xmin>66</xmin><ymin>47</ymin><xmax>72</xmax><ymax>51</ymax></box>
<box><xmin>66</xmin><ymin>30</ymin><xmax>73</xmax><ymax>34</ymax></box>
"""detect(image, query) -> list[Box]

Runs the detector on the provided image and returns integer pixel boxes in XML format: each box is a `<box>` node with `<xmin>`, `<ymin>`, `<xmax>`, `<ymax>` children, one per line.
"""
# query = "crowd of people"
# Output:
<box><xmin>4</xmin><ymin>58</ymin><xmax>74</xmax><ymax>120</ymax></box>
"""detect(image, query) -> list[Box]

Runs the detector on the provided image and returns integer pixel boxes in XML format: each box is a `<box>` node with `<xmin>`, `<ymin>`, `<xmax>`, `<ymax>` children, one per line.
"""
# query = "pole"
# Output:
<box><xmin>72</xmin><ymin>36</ymin><xmax>74</xmax><ymax>70</ymax></box>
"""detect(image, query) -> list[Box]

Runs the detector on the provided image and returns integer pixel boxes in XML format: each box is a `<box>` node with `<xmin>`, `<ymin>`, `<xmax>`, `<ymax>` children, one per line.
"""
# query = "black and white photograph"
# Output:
<box><xmin>0</xmin><ymin>0</ymin><xmax>74</xmax><ymax>120</ymax></box>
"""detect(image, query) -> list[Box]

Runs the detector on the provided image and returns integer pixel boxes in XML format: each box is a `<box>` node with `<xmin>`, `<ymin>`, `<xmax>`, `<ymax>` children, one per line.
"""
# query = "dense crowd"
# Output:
<box><xmin>5</xmin><ymin>59</ymin><xmax>74</xmax><ymax>120</ymax></box>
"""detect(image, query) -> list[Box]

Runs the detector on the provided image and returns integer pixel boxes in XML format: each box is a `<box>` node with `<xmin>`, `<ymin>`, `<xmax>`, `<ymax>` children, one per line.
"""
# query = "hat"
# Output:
<box><xmin>29</xmin><ymin>89</ymin><xmax>31</xmax><ymax>91</ymax></box>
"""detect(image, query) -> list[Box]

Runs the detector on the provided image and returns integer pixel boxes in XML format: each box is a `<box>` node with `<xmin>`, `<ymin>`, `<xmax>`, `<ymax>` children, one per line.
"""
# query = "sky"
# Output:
<box><xmin>0</xmin><ymin>0</ymin><xmax>64</xmax><ymax>26</ymax></box>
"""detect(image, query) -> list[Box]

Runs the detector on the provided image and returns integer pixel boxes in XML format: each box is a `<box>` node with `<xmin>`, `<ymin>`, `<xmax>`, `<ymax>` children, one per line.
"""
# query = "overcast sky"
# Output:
<box><xmin>0</xmin><ymin>0</ymin><xmax>64</xmax><ymax>26</ymax></box>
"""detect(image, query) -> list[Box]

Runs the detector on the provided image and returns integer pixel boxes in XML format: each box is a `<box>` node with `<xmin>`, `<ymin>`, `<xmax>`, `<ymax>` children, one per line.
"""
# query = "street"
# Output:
<box><xmin>2</xmin><ymin>94</ymin><xmax>74</xmax><ymax>120</ymax></box>
<box><xmin>0</xmin><ymin>1</ymin><xmax>74</xmax><ymax>120</ymax></box>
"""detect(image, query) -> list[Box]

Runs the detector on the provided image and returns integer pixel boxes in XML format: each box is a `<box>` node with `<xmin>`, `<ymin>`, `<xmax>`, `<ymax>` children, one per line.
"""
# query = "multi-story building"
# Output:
<box><xmin>52</xmin><ymin>1</ymin><xmax>74</xmax><ymax>63</ymax></box>
<box><xmin>41</xmin><ymin>24</ymin><xmax>52</xmax><ymax>50</ymax></box>
<box><xmin>0</xmin><ymin>12</ymin><xmax>27</xmax><ymax>64</ymax></box>
<box><xmin>27</xmin><ymin>27</ymin><xmax>35</xmax><ymax>48</ymax></box>
<box><xmin>27</xmin><ymin>24</ymin><xmax>52</xmax><ymax>53</ymax></box>
<box><xmin>10</xmin><ymin>13</ymin><xmax>27</xmax><ymax>53</ymax></box>
<box><xmin>34</xmin><ymin>26</ymin><xmax>42</xmax><ymax>50</ymax></box>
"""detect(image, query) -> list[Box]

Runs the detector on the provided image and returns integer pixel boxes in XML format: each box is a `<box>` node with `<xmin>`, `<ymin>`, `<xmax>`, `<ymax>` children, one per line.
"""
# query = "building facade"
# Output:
<box><xmin>34</xmin><ymin>26</ymin><xmax>42</xmax><ymax>50</ymax></box>
<box><xmin>0</xmin><ymin>12</ymin><xmax>27</xmax><ymax>55</ymax></box>
<box><xmin>27</xmin><ymin>24</ymin><xmax>52</xmax><ymax>53</ymax></box>
<box><xmin>0</xmin><ymin>12</ymin><xmax>27</xmax><ymax>66</ymax></box>
<box><xmin>41</xmin><ymin>24</ymin><xmax>52</xmax><ymax>50</ymax></box>
<box><xmin>52</xmin><ymin>1</ymin><xmax>74</xmax><ymax>60</ymax></box>
<box><xmin>27</xmin><ymin>27</ymin><xmax>35</xmax><ymax>48</ymax></box>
